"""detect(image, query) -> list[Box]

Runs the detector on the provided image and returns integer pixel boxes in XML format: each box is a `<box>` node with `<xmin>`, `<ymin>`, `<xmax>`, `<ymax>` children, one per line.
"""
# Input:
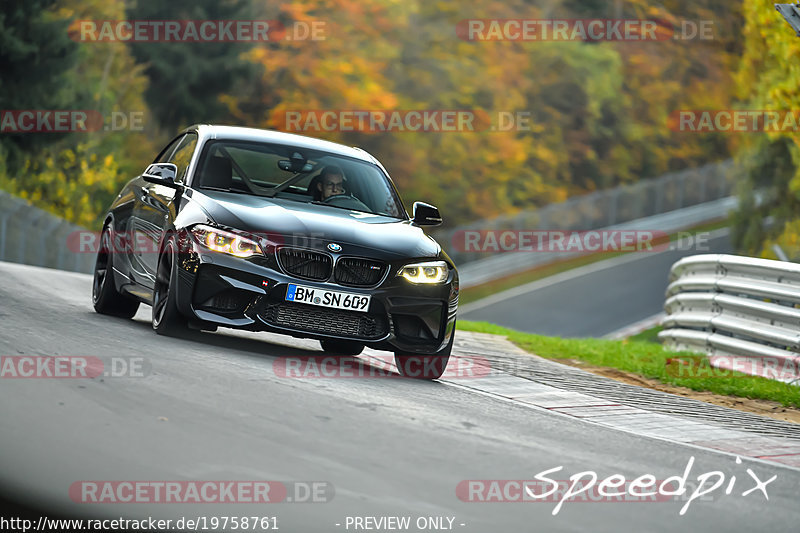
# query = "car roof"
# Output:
<box><xmin>182</xmin><ymin>124</ymin><xmax>377</xmax><ymax>164</ymax></box>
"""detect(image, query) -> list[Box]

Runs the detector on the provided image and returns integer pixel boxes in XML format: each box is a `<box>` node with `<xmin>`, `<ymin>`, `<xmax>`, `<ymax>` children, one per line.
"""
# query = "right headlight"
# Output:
<box><xmin>398</xmin><ymin>261</ymin><xmax>449</xmax><ymax>284</ymax></box>
<box><xmin>191</xmin><ymin>224</ymin><xmax>263</xmax><ymax>258</ymax></box>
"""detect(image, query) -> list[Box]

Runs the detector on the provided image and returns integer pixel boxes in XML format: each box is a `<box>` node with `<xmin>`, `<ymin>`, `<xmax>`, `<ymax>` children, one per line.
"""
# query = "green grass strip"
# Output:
<box><xmin>457</xmin><ymin>320</ymin><xmax>800</xmax><ymax>408</ymax></box>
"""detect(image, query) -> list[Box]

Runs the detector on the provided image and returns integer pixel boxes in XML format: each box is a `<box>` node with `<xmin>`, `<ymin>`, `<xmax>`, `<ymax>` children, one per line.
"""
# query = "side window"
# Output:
<box><xmin>168</xmin><ymin>133</ymin><xmax>198</xmax><ymax>183</ymax></box>
<box><xmin>155</xmin><ymin>136</ymin><xmax>184</xmax><ymax>164</ymax></box>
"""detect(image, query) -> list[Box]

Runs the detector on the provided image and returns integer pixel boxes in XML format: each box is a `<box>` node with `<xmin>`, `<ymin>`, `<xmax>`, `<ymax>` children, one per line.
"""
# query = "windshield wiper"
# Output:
<box><xmin>310</xmin><ymin>201</ymin><xmax>375</xmax><ymax>216</ymax></box>
<box><xmin>198</xmin><ymin>186</ymin><xmax>246</xmax><ymax>194</ymax></box>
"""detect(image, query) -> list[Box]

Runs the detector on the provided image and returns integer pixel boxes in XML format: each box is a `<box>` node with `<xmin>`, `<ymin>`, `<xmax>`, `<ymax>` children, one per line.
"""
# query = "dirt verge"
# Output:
<box><xmin>555</xmin><ymin>358</ymin><xmax>800</xmax><ymax>425</ymax></box>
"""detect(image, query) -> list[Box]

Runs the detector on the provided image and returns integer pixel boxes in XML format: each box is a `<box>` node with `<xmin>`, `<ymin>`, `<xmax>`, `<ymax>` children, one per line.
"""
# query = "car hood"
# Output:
<box><xmin>188</xmin><ymin>190</ymin><xmax>441</xmax><ymax>259</ymax></box>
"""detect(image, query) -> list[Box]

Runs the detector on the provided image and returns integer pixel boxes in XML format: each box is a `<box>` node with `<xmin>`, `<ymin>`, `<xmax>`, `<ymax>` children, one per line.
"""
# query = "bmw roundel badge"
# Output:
<box><xmin>327</xmin><ymin>243</ymin><xmax>342</xmax><ymax>252</ymax></box>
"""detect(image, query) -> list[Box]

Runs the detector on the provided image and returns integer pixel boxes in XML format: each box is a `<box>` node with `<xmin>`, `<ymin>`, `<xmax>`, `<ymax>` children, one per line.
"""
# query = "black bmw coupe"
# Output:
<box><xmin>92</xmin><ymin>125</ymin><xmax>458</xmax><ymax>379</ymax></box>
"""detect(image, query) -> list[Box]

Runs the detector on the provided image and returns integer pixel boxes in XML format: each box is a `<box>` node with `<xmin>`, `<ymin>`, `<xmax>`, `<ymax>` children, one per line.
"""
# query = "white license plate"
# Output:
<box><xmin>285</xmin><ymin>284</ymin><xmax>371</xmax><ymax>313</ymax></box>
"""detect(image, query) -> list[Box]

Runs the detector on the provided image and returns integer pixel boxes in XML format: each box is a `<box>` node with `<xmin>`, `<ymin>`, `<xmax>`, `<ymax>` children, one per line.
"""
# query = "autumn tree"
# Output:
<box><xmin>733</xmin><ymin>0</ymin><xmax>800</xmax><ymax>260</ymax></box>
<box><xmin>0</xmin><ymin>0</ymin><xmax>79</xmax><ymax>172</ymax></box>
<box><xmin>125</xmin><ymin>0</ymin><xmax>259</xmax><ymax>131</ymax></box>
<box><xmin>0</xmin><ymin>0</ymin><xmax>156</xmax><ymax>228</ymax></box>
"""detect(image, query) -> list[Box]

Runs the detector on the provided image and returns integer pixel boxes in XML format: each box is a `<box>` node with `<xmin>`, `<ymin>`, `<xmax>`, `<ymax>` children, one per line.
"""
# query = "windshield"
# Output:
<box><xmin>193</xmin><ymin>140</ymin><xmax>406</xmax><ymax>219</ymax></box>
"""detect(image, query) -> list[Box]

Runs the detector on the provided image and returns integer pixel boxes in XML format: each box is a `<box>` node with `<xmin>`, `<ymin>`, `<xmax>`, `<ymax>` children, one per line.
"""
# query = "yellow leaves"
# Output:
<box><xmin>735</xmin><ymin>0</ymin><xmax>800</xmax><ymax>255</ymax></box>
<box><xmin>739</xmin><ymin>1</ymin><xmax>800</xmax><ymax>111</ymax></box>
<box><xmin>279</xmin><ymin>4</ymin><xmax>312</xmax><ymax>20</ymax></box>
<box><xmin>245</xmin><ymin>47</ymin><xmax>270</xmax><ymax>65</ymax></box>
<box><xmin>61</xmin><ymin>149</ymin><xmax>76</xmax><ymax>166</ymax></box>
<box><xmin>0</xmin><ymin>144</ymin><xmax>122</xmax><ymax>229</ymax></box>
<box><xmin>760</xmin><ymin>219</ymin><xmax>800</xmax><ymax>261</ymax></box>
<box><xmin>337</xmin><ymin>62</ymin><xmax>354</xmax><ymax>75</ymax></box>
<box><xmin>551</xmin><ymin>188</ymin><xmax>569</xmax><ymax>204</ymax></box>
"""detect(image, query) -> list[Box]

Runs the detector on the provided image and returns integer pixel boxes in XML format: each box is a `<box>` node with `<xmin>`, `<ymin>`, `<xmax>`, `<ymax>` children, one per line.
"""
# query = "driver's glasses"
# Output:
<box><xmin>324</xmin><ymin>180</ymin><xmax>344</xmax><ymax>192</ymax></box>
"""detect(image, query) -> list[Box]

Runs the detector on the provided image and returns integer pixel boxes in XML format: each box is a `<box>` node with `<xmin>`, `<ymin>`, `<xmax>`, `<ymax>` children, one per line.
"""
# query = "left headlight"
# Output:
<box><xmin>398</xmin><ymin>260</ymin><xmax>449</xmax><ymax>284</ymax></box>
<box><xmin>191</xmin><ymin>224</ymin><xmax>263</xmax><ymax>258</ymax></box>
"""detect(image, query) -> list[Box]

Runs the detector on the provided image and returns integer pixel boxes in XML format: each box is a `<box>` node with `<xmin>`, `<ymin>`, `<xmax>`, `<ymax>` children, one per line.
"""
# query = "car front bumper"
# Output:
<box><xmin>172</xmin><ymin>235</ymin><xmax>458</xmax><ymax>354</ymax></box>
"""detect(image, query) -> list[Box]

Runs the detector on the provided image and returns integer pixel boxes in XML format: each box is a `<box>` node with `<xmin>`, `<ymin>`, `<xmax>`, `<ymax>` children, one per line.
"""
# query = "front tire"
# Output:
<box><xmin>394</xmin><ymin>328</ymin><xmax>455</xmax><ymax>380</ymax></box>
<box><xmin>320</xmin><ymin>339</ymin><xmax>365</xmax><ymax>356</ymax></box>
<box><xmin>92</xmin><ymin>226</ymin><xmax>140</xmax><ymax>318</ymax></box>
<box><xmin>152</xmin><ymin>236</ymin><xmax>187</xmax><ymax>336</ymax></box>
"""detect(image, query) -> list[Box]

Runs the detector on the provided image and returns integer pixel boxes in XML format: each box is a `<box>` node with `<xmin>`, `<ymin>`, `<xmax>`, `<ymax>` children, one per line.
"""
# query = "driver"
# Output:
<box><xmin>316</xmin><ymin>165</ymin><xmax>347</xmax><ymax>201</ymax></box>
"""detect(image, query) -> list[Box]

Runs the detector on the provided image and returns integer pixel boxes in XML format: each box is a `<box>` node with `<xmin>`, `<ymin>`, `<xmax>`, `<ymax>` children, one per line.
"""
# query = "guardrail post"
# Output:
<box><xmin>39</xmin><ymin>218</ymin><xmax>62</xmax><ymax>267</ymax></box>
<box><xmin>22</xmin><ymin>210</ymin><xmax>45</xmax><ymax>264</ymax></box>
<box><xmin>0</xmin><ymin>199</ymin><xmax>29</xmax><ymax>262</ymax></box>
<box><xmin>607</xmin><ymin>189</ymin><xmax>618</xmax><ymax>226</ymax></box>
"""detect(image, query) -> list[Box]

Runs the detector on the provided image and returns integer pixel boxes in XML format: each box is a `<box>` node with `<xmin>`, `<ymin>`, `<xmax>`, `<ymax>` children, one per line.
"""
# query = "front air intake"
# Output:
<box><xmin>277</xmin><ymin>248</ymin><xmax>332</xmax><ymax>281</ymax></box>
<box><xmin>335</xmin><ymin>258</ymin><xmax>387</xmax><ymax>287</ymax></box>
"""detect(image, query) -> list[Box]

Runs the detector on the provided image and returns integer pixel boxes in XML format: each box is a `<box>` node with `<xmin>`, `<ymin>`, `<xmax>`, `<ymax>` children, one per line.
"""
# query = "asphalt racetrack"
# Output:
<box><xmin>0</xmin><ymin>259</ymin><xmax>797</xmax><ymax>532</ymax></box>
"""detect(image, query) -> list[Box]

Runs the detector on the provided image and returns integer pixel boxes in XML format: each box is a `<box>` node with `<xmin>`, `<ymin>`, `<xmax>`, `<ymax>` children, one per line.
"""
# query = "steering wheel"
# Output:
<box><xmin>322</xmin><ymin>194</ymin><xmax>370</xmax><ymax>212</ymax></box>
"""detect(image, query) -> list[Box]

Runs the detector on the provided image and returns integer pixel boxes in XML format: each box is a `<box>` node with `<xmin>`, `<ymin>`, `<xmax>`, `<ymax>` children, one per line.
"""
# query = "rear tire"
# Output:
<box><xmin>92</xmin><ymin>226</ymin><xmax>140</xmax><ymax>318</ymax></box>
<box><xmin>320</xmin><ymin>339</ymin><xmax>365</xmax><ymax>356</ymax></box>
<box><xmin>152</xmin><ymin>236</ymin><xmax>187</xmax><ymax>336</ymax></box>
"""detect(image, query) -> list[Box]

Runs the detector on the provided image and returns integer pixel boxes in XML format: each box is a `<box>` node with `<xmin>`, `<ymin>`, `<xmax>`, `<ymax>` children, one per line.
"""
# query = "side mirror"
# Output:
<box><xmin>412</xmin><ymin>202</ymin><xmax>443</xmax><ymax>226</ymax></box>
<box><xmin>143</xmin><ymin>163</ymin><xmax>179</xmax><ymax>187</ymax></box>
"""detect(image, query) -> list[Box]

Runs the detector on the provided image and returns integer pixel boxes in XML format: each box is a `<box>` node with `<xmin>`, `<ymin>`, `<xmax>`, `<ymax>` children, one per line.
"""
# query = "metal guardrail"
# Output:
<box><xmin>0</xmin><ymin>190</ymin><xmax>95</xmax><ymax>274</ymax></box>
<box><xmin>458</xmin><ymin>196</ymin><xmax>737</xmax><ymax>289</ymax></box>
<box><xmin>658</xmin><ymin>254</ymin><xmax>800</xmax><ymax>384</ymax></box>
<box><xmin>437</xmin><ymin>159</ymin><xmax>735</xmax><ymax>266</ymax></box>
